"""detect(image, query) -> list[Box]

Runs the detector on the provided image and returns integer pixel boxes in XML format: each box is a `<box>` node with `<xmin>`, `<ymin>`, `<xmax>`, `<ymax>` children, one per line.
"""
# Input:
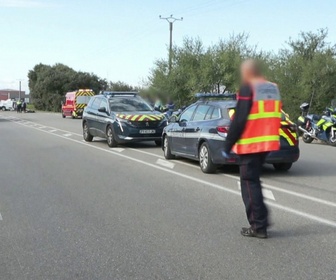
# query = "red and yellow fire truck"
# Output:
<box><xmin>61</xmin><ymin>89</ymin><xmax>95</xmax><ymax>119</ymax></box>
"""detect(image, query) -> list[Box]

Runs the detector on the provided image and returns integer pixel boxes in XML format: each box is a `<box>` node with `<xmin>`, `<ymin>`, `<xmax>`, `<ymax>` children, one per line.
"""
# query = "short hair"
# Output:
<box><xmin>241</xmin><ymin>59</ymin><xmax>262</xmax><ymax>76</ymax></box>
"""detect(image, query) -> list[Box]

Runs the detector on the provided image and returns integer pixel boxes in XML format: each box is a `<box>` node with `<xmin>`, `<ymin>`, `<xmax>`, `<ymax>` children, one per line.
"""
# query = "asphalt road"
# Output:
<box><xmin>0</xmin><ymin>111</ymin><xmax>335</xmax><ymax>280</ymax></box>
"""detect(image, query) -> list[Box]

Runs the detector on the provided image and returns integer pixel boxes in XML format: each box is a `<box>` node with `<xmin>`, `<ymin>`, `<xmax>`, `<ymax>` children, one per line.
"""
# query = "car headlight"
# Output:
<box><xmin>118</xmin><ymin>118</ymin><xmax>133</xmax><ymax>126</ymax></box>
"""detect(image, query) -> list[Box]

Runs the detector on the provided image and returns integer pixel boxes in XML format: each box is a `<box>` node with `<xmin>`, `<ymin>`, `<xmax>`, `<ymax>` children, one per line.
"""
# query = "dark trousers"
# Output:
<box><xmin>239</xmin><ymin>152</ymin><xmax>268</xmax><ymax>230</ymax></box>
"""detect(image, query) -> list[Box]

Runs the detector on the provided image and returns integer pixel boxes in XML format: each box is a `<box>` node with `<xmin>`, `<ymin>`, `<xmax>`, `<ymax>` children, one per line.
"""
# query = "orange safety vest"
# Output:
<box><xmin>233</xmin><ymin>79</ymin><xmax>282</xmax><ymax>155</ymax></box>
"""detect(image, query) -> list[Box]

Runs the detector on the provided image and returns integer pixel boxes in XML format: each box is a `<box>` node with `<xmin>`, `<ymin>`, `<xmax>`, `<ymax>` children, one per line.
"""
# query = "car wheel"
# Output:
<box><xmin>154</xmin><ymin>140</ymin><xmax>162</xmax><ymax>147</ymax></box>
<box><xmin>273</xmin><ymin>163</ymin><xmax>292</xmax><ymax>171</ymax></box>
<box><xmin>83</xmin><ymin>122</ymin><xmax>93</xmax><ymax>142</ymax></box>
<box><xmin>62</xmin><ymin>111</ymin><xmax>66</xmax><ymax>118</ymax></box>
<box><xmin>1</xmin><ymin>107</ymin><xmax>6</xmax><ymax>111</ymax></box>
<box><xmin>106</xmin><ymin>125</ymin><xmax>118</xmax><ymax>147</ymax></box>
<box><xmin>199</xmin><ymin>142</ymin><xmax>217</xmax><ymax>174</ymax></box>
<box><xmin>163</xmin><ymin>136</ymin><xmax>175</xmax><ymax>159</ymax></box>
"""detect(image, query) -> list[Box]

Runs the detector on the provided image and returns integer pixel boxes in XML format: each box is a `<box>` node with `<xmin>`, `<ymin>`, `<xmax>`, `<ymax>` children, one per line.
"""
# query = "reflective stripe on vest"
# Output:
<box><xmin>233</xmin><ymin>80</ymin><xmax>282</xmax><ymax>155</ymax></box>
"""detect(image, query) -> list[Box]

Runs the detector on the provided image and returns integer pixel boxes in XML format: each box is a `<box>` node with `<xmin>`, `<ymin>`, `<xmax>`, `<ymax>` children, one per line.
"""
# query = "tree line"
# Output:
<box><xmin>28</xmin><ymin>29</ymin><xmax>336</xmax><ymax>118</ymax></box>
<box><xmin>28</xmin><ymin>64</ymin><xmax>138</xmax><ymax>111</ymax></box>
<box><xmin>147</xmin><ymin>29</ymin><xmax>336</xmax><ymax>118</ymax></box>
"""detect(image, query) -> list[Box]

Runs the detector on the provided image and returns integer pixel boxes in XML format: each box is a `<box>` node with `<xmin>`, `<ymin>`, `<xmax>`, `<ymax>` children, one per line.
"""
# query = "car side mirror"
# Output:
<box><xmin>98</xmin><ymin>107</ymin><xmax>107</xmax><ymax>113</ymax></box>
<box><xmin>179</xmin><ymin>119</ymin><xmax>187</xmax><ymax>127</ymax></box>
<box><xmin>168</xmin><ymin>115</ymin><xmax>177</xmax><ymax>123</ymax></box>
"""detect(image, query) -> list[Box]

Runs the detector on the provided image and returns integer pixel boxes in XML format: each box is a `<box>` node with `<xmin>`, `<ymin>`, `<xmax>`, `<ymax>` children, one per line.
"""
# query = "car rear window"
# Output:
<box><xmin>109</xmin><ymin>97</ymin><xmax>152</xmax><ymax>112</ymax></box>
<box><xmin>193</xmin><ymin>105</ymin><xmax>211</xmax><ymax>121</ymax></box>
<box><xmin>211</xmin><ymin>108</ymin><xmax>221</xmax><ymax>119</ymax></box>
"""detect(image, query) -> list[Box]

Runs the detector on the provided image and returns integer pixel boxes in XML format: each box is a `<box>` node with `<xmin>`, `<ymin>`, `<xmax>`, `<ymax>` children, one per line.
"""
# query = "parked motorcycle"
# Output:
<box><xmin>297</xmin><ymin>101</ymin><xmax>336</xmax><ymax>146</ymax></box>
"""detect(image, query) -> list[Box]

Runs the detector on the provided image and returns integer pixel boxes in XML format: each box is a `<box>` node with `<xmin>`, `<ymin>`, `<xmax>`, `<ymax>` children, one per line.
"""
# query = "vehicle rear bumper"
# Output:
<box><xmin>265</xmin><ymin>146</ymin><xmax>300</xmax><ymax>164</ymax></box>
<box><xmin>73</xmin><ymin>110</ymin><xmax>84</xmax><ymax>117</ymax></box>
<box><xmin>210</xmin><ymin>140</ymin><xmax>300</xmax><ymax>165</ymax></box>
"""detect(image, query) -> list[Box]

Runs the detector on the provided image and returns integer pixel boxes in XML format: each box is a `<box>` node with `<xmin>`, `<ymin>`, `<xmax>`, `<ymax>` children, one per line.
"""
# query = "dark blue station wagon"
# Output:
<box><xmin>162</xmin><ymin>94</ymin><xmax>300</xmax><ymax>173</ymax></box>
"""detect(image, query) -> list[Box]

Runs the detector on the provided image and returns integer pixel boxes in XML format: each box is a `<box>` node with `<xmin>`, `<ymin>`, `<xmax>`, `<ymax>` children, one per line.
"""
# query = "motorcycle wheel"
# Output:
<box><xmin>328</xmin><ymin>134</ymin><xmax>336</xmax><ymax>147</ymax></box>
<box><xmin>302</xmin><ymin>133</ymin><xmax>314</xmax><ymax>143</ymax></box>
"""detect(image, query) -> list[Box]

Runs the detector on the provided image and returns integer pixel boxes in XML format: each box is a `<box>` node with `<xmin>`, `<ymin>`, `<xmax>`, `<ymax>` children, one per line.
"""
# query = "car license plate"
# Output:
<box><xmin>139</xmin><ymin>129</ymin><xmax>156</xmax><ymax>134</ymax></box>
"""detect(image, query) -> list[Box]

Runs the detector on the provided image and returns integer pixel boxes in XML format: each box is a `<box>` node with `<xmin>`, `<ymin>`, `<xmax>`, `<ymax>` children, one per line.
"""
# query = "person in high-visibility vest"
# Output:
<box><xmin>223</xmin><ymin>60</ymin><xmax>282</xmax><ymax>238</ymax></box>
<box><xmin>16</xmin><ymin>99</ymin><xmax>22</xmax><ymax>113</ymax></box>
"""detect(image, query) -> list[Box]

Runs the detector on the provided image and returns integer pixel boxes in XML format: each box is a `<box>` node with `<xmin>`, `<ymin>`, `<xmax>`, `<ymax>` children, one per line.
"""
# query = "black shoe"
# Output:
<box><xmin>241</xmin><ymin>227</ymin><xmax>268</xmax><ymax>239</ymax></box>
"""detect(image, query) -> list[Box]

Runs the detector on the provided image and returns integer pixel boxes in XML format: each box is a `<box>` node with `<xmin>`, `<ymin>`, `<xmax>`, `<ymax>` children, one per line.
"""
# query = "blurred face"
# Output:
<box><xmin>240</xmin><ymin>64</ymin><xmax>252</xmax><ymax>84</ymax></box>
<box><xmin>240</xmin><ymin>60</ymin><xmax>260</xmax><ymax>84</ymax></box>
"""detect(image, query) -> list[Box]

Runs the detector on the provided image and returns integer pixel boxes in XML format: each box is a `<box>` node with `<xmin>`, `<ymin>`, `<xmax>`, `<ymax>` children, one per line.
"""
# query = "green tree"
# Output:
<box><xmin>147</xmin><ymin>34</ymin><xmax>262</xmax><ymax>106</ymax></box>
<box><xmin>269</xmin><ymin>29</ymin><xmax>336</xmax><ymax>117</ymax></box>
<box><xmin>107</xmin><ymin>81</ymin><xmax>138</xmax><ymax>91</ymax></box>
<box><xmin>28</xmin><ymin>63</ymin><xmax>107</xmax><ymax>111</ymax></box>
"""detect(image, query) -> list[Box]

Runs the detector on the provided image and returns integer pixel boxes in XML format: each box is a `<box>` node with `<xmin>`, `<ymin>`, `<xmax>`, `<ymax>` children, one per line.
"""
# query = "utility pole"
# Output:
<box><xmin>19</xmin><ymin>80</ymin><xmax>22</xmax><ymax>100</ymax></box>
<box><xmin>159</xmin><ymin>14</ymin><xmax>183</xmax><ymax>72</ymax></box>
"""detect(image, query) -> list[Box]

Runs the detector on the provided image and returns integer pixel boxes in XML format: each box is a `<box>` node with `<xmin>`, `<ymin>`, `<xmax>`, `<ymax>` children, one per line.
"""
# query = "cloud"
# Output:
<box><xmin>0</xmin><ymin>0</ymin><xmax>53</xmax><ymax>8</ymax></box>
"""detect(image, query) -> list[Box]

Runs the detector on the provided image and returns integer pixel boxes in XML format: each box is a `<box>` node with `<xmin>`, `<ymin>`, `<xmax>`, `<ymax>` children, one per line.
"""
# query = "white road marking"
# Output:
<box><xmin>128</xmin><ymin>148</ymin><xmax>200</xmax><ymax>169</ymax></box>
<box><xmin>263</xmin><ymin>189</ymin><xmax>276</xmax><ymax>201</ymax></box>
<box><xmin>7</xmin><ymin>117</ymin><xmax>336</xmax><ymax>228</ymax></box>
<box><xmin>49</xmin><ymin>129</ymin><xmax>57</xmax><ymax>133</ymax></box>
<box><xmin>262</xmin><ymin>183</ymin><xmax>336</xmax><ymax>208</ymax></box>
<box><xmin>62</xmin><ymin>133</ymin><xmax>72</xmax><ymax>137</ymax></box>
<box><xmin>128</xmin><ymin>148</ymin><xmax>165</xmax><ymax>159</ymax></box>
<box><xmin>225</xmin><ymin>174</ymin><xmax>336</xmax><ymax>208</ymax></box>
<box><xmin>223</xmin><ymin>173</ymin><xmax>240</xmax><ymax>180</ymax></box>
<box><xmin>265</xmin><ymin>201</ymin><xmax>336</xmax><ymax>228</ymax></box>
<box><xmin>237</xmin><ymin>181</ymin><xmax>275</xmax><ymax>201</ymax></box>
<box><xmin>110</xmin><ymin>148</ymin><xmax>124</xmax><ymax>153</ymax></box>
<box><xmin>156</xmin><ymin>158</ymin><xmax>175</xmax><ymax>169</ymax></box>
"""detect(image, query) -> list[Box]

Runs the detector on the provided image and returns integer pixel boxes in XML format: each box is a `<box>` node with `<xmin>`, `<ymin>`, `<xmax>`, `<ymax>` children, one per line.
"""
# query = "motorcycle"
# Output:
<box><xmin>297</xmin><ymin>101</ymin><xmax>336</xmax><ymax>146</ymax></box>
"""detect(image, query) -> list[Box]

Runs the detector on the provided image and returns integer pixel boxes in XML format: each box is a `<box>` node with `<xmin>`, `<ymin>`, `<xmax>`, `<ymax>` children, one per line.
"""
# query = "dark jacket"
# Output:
<box><xmin>224</xmin><ymin>84</ymin><xmax>253</xmax><ymax>153</ymax></box>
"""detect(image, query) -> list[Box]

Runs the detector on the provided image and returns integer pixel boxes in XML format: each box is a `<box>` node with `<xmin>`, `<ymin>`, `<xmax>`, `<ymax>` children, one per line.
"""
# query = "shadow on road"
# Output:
<box><xmin>0</xmin><ymin>118</ymin><xmax>10</xmax><ymax>123</ymax></box>
<box><xmin>95</xmin><ymin>139</ymin><xmax>335</xmax><ymax>180</ymax></box>
<box><xmin>262</xmin><ymin>159</ymin><xmax>335</xmax><ymax>178</ymax></box>
<box><xmin>270</xmin><ymin>223</ymin><xmax>336</xmax><ymax>239</ymax></box>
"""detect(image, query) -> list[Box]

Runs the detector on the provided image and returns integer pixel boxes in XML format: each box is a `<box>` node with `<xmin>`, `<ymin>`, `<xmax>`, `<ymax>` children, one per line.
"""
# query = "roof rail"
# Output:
<box><xmin>100</xmin><ymin>91</ymin><xmax>138</xmax><ymax>97</ymax></box>
<box><xmin>195</xmin><ymin>92</ymin><xmax>237</xmax><ymax>100</ymax></box>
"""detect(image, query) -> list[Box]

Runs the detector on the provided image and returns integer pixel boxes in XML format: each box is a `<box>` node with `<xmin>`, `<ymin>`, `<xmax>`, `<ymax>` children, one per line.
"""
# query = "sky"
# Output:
<box><xmin>0</xmin><ymin>0</ymin><xmax>335</xmax><ymax>93</ymax></box>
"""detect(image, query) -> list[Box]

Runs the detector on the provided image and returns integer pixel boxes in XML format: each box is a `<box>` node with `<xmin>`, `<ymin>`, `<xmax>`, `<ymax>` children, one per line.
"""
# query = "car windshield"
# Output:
<box><xmin>109</xmin><ymin>97</ymin><xmax>152</xmax><ymax>112</ymax></box>
<box><xmin>76</xmin><ymin>96</ymin><xmax>92</xmax><ymax>104</ymax></box>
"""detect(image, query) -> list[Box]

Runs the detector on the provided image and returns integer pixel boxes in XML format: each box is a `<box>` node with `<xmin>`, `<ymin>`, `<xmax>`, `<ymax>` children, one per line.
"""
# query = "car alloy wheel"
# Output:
<box><xmin>163</xmin><ymin>136</ymin><xmax>174</xmax><ymax>159</ymax></box>
<box><xmin>83</xmin><ymin>123</ymin><xmax>93</xmax><ymax>142</ymax></box>
<box><xmin>199</xmin><ymin>145</ymin><xmax>209</xmax><ymax>170</ymax></box>
<box><xmin>106</xmin><ymin>126</ymin><xmax>118</xmax><ymax>147</ymax></box>
<box><xmin>199</xmin><ymin>142</ymin><xmax>217</xmax><ymax>173</ymax></box>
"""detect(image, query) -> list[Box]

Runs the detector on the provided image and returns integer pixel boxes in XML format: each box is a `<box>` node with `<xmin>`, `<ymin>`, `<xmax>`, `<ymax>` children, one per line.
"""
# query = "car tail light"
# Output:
<box><xmin>217</xmin><ymin>126</ymin><xmax>229</xmax><ymax>133</ymax></box>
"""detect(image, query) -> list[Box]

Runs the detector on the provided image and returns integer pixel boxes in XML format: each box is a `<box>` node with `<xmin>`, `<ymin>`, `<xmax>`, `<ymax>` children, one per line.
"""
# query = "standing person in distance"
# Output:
<box><xmin>223</xmin><ymin>59</ymin><xmax>282</xmax><ymax>239</ymax></box>
<box><xmin>22</xmin><ymin>99</ymin><xmax>27</xmax><ymax>113</ymax></box>
<box><xmin>16</xmin><ymin>99</ymin><xmax>22</xmax><ymax>113</ymax></box>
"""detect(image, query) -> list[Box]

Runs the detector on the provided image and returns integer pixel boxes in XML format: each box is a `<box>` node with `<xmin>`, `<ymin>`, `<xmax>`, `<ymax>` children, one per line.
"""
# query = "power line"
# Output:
<box><xmin>159</xmin><ymin>14</ymin><xmax>183</xmax><ymax>72</ymax></box>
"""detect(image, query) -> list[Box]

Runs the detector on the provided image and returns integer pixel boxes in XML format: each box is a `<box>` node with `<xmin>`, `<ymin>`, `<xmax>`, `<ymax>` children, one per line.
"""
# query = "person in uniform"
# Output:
<box><xmin>223</xmin><ymin>60</ymin><xmax>282</xmax><ymax>238</ymax></box>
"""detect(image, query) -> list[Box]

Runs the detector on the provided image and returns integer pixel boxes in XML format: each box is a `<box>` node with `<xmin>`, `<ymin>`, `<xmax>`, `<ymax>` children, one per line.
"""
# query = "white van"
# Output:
<box><xmin>0</xmin><ymin>99</ymin><xmax>16</xmax><ymax>111</ymax></box>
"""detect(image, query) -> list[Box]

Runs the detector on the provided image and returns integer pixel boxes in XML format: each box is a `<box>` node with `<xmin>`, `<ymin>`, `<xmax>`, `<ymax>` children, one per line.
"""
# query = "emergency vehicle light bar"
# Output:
<box><xmin>101</xmin><ymin>91</ymin><xmax>138</xmax><ymax>97</ymax></box>
<box><xmin>195</xmin><ymin>92</ymin><xmax>236</xmax><ymax>100</ymax></box>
